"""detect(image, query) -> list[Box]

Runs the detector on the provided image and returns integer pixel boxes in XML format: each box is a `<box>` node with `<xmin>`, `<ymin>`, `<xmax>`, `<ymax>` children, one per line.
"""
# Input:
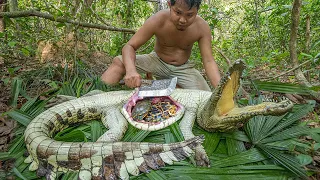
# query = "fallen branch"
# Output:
<box><xmin>213</xmin><ymin>45</ymin><xmax>232</xmax><ymax>66</ymax></box>
<box><xmin>254</xmin><ymin>59</ymin><xmax>313</xmax><ymax>81</ymax></box>
<box><xmin>0</xmin><ymin>9</ymin><xmax>136</xmax><ymax>33</ymax></box>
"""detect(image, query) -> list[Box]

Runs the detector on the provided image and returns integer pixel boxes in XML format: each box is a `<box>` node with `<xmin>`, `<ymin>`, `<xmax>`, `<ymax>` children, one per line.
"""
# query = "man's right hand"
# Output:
<box><xmin>123</xmin><ymin>71</ymin><xmax>142</xmax><ymax>88</ymax></box>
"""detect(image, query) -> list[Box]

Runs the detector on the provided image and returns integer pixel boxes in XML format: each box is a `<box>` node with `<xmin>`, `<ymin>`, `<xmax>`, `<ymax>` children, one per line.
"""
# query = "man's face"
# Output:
<box><xmin>169</xmin><ymin>0</ymin><xmax>198</xmax><ymax>31</ymax></box>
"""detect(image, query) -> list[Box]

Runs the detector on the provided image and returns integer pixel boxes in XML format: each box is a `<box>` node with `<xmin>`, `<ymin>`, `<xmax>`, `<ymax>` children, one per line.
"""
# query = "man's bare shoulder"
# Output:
<box><xmin>195</xmin><ymin>15</ymin><xmax>210</xmax><ymax>29</ymax></box>
<box><xmin>193</xmin><ymin>15</ymin><xmax>211</xmax><ymax>37</ymax></box>
<box><xmin>146</xmin><ymin>9</ymin><xmax>169</xmax><ymax>27</ymax></box>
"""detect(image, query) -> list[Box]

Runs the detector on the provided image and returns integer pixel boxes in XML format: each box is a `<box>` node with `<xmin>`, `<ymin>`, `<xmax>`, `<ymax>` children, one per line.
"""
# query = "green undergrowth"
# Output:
<box><xmin>0</xmin><ymin>76</ymin><xmax>319</xmax><ymax>179</ymax></box>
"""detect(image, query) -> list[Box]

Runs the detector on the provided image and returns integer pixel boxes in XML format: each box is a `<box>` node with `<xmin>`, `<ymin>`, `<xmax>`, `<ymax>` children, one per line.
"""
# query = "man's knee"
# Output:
<box><xmin>101</xmin><ymin>57</ymin><xmax>125</xmax><ymax>84</ymax></box>
<box><xmin>111</xmin><ymin>57</ymin><xmax>125</xmax><ymax>69</ymax></box>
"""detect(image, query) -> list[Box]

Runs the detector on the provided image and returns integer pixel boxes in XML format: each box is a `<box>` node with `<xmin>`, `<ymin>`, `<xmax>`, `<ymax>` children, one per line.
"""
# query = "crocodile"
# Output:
<box><xmin>24</xmin><ymin>60</ymin><xmax>294</xmax><ymax>179</ymax></box>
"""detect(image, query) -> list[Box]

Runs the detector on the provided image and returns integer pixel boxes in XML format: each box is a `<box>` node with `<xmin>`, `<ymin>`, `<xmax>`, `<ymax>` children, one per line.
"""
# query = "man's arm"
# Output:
<box><xmin>198</xmin><ymin>21</ymin><xmax>221</xmax><ymax>88</ymax></box>
<box><xmin>122</xmin><ymin>14</ymin><xmax>160</xmax><ymax>88</ymax></box>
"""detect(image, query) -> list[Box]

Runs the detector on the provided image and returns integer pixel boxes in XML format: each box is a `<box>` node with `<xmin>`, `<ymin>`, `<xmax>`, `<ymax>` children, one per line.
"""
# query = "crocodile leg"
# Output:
<box><xmin>97</xmin><ymin>107</ymin><xmax>128</xmax><ymax>142</ymax></box>
<box><xmin>179</xmin><ymin>107</ymin><xmax>210</xmax><ymax>167</ymax></box>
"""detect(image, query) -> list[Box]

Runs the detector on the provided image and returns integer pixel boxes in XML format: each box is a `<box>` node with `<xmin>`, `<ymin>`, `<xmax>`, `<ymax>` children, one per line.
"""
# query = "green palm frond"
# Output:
<box><xmin>3</xmin><ymin>76</ymin><xmax>316</xmax><ymax>179</ymax></box>
<box><xmin>243</xmin><ymin>97</ymin><xmax>315</xmax><ymax>178</ymax></box>
<box><xmin>6</xmin><ymin>109</ymin><xmax>32</xmax><ymax>127</ymax></box>
<box><xmin>10</xmin><ymin>77</ymin><xmax>24</xmax><ymax>107</ymax></box>
<box><xmin>225</xmin><ymin>137</ymin><xmax>246</xmax><ymax>156</ymax></box>
<box><xmin>193</xmin><ymin>124</ymin><xmax>221</xmax><ymax>156</ymax></box>
<box><xmin>90</xmin><ymin>120</ymin><xmax>104</xmax><ymax>142</ymax></box>
<box><xmin>261</xmin><ymin>126</ymin><xmax>311</xmax><ymax>144</ymax></box>
<box><xmin>210</xmin><ymin>148</ymin><xmax>267</xmax><ymax>167</ymax></box>
<box><xmin>159</xmin><ymin>165</ymin><xmax>293</xmax><ymax>179</ymax></box>
<box><xmin>252</xmin><ymin>80</ymin><xmax>318</xmax><ymax>95</ymax></box>
<box><xmin>257</xmin><ymin>144</ymin><xmax>307</xmax><ymax>178</ymax></box>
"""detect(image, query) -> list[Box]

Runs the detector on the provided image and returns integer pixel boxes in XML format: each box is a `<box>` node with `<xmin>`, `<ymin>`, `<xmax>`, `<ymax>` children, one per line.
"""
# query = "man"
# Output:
<box><xmin>101</xmin><ymin>0</ymin><xmax>221</xmax><ymax>91</ymax></box>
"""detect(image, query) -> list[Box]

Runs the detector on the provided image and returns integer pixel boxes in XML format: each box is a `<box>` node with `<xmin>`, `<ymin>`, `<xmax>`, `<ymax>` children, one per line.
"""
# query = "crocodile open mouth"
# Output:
<box><xmin>122</xmin><ymin>92</ymin><xmax>185</xmax><ymax>131</ymax></box>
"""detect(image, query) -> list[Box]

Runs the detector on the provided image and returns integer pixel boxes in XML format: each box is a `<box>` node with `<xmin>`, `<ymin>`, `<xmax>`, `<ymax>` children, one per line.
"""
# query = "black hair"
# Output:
<box><xmin>170</xmin><ymin>0</ymin><xmax>202</xmax><ymax>10</ymax></box>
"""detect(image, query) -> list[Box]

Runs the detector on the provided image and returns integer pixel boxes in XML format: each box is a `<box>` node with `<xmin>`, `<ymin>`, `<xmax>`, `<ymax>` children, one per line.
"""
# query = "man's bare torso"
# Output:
<box><xmin>153</xmin><ymin>9</ymin><xmax>203</xmax><ymax>66</ymax></box>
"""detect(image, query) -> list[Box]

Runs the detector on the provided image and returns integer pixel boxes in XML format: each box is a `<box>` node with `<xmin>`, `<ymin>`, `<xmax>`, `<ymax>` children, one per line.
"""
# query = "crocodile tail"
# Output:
<box><xmin>99</xmin><ymin>135</ymin><xmax>205</xmax><ymax>180</ymax></box>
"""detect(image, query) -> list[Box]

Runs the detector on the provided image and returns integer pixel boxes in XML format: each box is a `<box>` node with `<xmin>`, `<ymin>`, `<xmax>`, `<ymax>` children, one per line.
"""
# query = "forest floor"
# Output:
<box><xmin>0</xmin><ymin>57</ymin><xmax>319</xmax><ymax>178</ymax></box>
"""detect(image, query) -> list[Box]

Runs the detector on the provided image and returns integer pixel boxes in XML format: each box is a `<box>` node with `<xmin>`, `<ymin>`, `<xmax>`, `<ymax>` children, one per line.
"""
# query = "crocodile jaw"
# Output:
<box><xmin>203</xmin><ymin>99</ymin><xmax>294</xmax><ymax>132</ymax></box>
<box><xmin>198</xmin><ymin>60</ymin><xmax>294</xmax><ymax>132</ymax></box>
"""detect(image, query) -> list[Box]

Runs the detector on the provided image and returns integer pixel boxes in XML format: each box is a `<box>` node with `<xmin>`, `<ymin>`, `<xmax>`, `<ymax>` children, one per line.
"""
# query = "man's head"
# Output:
<box><xmin>168</xmin><ymin>0</ymin><xmax>201</xmax><ymax>31</ymax></box>
<box><xmin>169</xmin><ymin>0</ymin><xmax>202</xmax><ymax>10</ymax></box>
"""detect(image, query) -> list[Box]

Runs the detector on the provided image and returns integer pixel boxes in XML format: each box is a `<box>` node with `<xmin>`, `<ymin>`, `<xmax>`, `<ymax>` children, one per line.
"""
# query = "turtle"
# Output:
<box><xmin>131</xmin><ymin>99</ymin><xmax>152</xmax><ymax>121</ymax></box>
<box><xmin>144</xmin><ymin>99</ymin><xmax>178</xmax><ymax>122</ymax></box>
<box><xmin>131</xmin><ymin>97</ymin><xmax>178</xmax><ymax>123</ymax></box>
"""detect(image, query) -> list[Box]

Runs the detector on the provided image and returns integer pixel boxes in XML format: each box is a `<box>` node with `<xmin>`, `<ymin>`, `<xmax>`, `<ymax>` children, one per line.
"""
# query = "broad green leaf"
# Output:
<box><xmin>211</xmin><ymin>148</ymin><xmax>267</xmax><ymax>167</ymax></box>
<box><xmin>309</xmin><ymin>131</ymin><xmax>320</xmax><ymax>142</ymax></box>
<box><xmin>146</xmin><ymin>170</ymin><xmax>167</xmax><ymax>180</ymax></box>
<box><xmin>169</xmin><ymin>122</ymin><xmax>184</xmax><ymax>141</ymax></box>
<box><xmin>91</xmin><ymin>120</ymin><xmax>103</xmax><ymax>142</ymax></box>
<box><xmin>164</xmin><ymin>132</ymin><xmax>176</xmax><ymax>143</ymax></box>
<box><xmin>122</xmin><ymin>125</ymin><xmax>150</xmax><ymax>142</ymax></box>
<box><xmin>20</xmin><ymin>47</ymin><xmax>30</xmax><ymax>56</ymax></box>
<box><xmin>0</xmin><ymin>152</ymin><xmax>12</xmax><ymax>160</ymax></box>
<box><xmin>8</xmin><ymin>41</ymin><xmax>17</xmax><ymax>48</ymax></box>
<box><xmin>8</xmin><ymin>136</ymin><xmax>25</xmax><ymax>154</ymax></box>
<box><xmin>253</xmin><ymin>81</ymin><xmax>315</xmax><ymax>95</ymax></box>
<box><xmin>7</xmin><ymin>109</ymin><xmax>32</xmax><ymax>126</ymax></box>
<box><xmin>261</xmin><ymin>126</ymin><xmax>310</xmax><ymax>143</ymax></box>
<box><xmin>265</xmin><ymin>139</ymin><xmax>295</xmax><ymax>151</ymax></box>
<box><xmin>10</xmin><ymin>77</ymin><xmax>23</xmax><ymax>107</ymax></box>
<box><xmin>226</xmin><ymin>137</ymin><xmax>246</xmax><ymax>156</ymax></box>
<box><xmin>14</xmin><ymin>155</ymin><xmax>26</xmax><ymax>170</ymax></box>
<box><xmin>222</xmin><ymin>130</ymin><xmax>250</xmax><ymax>142</ymax></box>
<box><xmin>54</xmin><ymin>130</ymin><xmax>87</xmax><ymax>142</ymax></box>
<box><xmin>13</xmin><ymin>167</ymin><xmax>28</xmax><ymax>180</ymax></box>
<box><xmin>300</xmin><ymin>52</ymin><xmax>313</xmax><ymax>59</ymax></box>
<box><xmin>18</xmin><ymin>171</ymin><xmax>37</xmax><ymax>180</ymax></box>
<box><xmin>61</xmin><ymin>171</ymin><xmax>78</xmax><ymax>180</ymax></box>
<box><xmin>311</xmin><ymin>40</ymin><xmax>320</xmax><ymax>49</ymax></box>
<box><xmin>56</xmin><ymin>22</ymin><xmax>66</xmax><ymax>27</ymax></box>
<box><xmin>289</xmin><ymin>140</ymin><xmax>312</xmax><ymax>152</ymax></box>
<box><xmin>265</xmin><ymin>102</ymin><xmax>315</xmax><ymax>137</ymax></box>
<box><xmin>161</xmin><ymin>165</ymin><xmax>292</xmax><ymax>179</ymax></box>
<box><xmin>257</xmin><ymin>144</ymin><xmax>307</xmax><ymax>178</ymax></box>
<box><xmin>20</xmin><ymin>97</ymin><xmax>46</xmax><ymax>117</ymax></box>
<box><xmin>314</xmin><ymin>143</ymin><xmax>320</xmax><ymax>151</ymax></box>
<box><xmin>194</xmin><ymin>124</ymin><xmax>221</xmax><ymax>156</ymax></box>
<box><xmin>296</xmin><ymin>154</ymin><xmax>313</xmax><ymax>166</ymax></box>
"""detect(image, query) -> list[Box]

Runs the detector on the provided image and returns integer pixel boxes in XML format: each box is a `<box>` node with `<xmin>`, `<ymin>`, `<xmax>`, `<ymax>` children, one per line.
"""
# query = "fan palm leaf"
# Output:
<box><xmin>243</xmin><ymin>98</ymin><xmax>315</xmax><ymax>178</ymax></box>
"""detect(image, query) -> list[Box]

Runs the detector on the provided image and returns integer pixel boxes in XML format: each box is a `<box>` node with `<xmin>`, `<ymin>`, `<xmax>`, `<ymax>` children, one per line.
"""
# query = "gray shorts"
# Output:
<box><xmin>116</xmin><ymin>52</ymin><xmax>211</xmax><ymax>91</ymax></box>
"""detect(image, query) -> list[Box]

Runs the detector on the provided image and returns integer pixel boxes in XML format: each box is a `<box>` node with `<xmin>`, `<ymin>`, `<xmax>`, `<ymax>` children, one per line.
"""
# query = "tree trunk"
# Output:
<box><xmin>253</xmin><ymin>0</ymin><xmax>264</xmax><ymax>55</ymax></box>
<box><xmin>9</xmin><ymin>0</ymin><xmax>17</xmax><ymax>11</ymax></box>
<box><xmin>305</xmin><ymin>15</ymin><xmax>311</xmax><ymax>53</ymax></box>
<box><xmin>123</xmin><ymin>0</ymin><xmax>133</xmax><ymax>43</ymax></box>
<box><xmin>289</xmin><ymin>0</ymin><xmax>312</xmax><ymax>87</ymax></box>
<box><xmin>0</xmin><ymin>0</ymin><xmax>5</xmax><ymax>64</ymax></box>
<box><xmin>0</xmin><ymin>0</ymin><xmax>6</xmax><ymax>32</ymax></box>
